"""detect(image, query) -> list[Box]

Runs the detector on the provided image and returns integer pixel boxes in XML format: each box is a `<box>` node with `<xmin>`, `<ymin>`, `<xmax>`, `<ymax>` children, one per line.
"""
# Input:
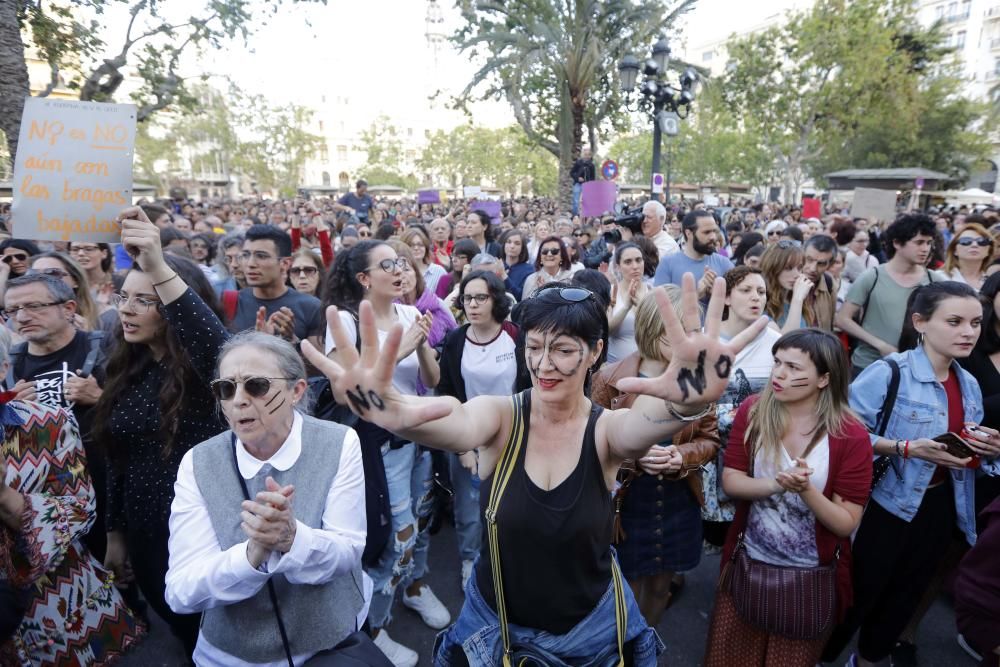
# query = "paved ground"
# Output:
<box><xmin>121</xmin><ymin>521</ymin><xmax>976</xmax><ymax>666</ymax></box>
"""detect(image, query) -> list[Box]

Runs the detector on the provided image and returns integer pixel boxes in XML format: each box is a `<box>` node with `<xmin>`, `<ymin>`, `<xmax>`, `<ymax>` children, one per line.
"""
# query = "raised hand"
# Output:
<box><xmin>300</xmin><ymin>303</ymin><xmax>452</xmax><ymax>433</ymax></box>
<box><xmin>117</xmin><ymin>207</ymin><xmax>166</xmax><ymax>273</ymax></box>
<box><xmin>615</xmin><ymin>274</ymin><xmax>768</xmax><ymax>410</ymax></box>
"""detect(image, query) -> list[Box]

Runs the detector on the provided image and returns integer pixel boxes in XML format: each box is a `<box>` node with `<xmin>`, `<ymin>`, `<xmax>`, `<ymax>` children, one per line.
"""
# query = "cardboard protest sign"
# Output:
<box><xmin>12</xmin><ymin>97</ymin><xmax>136</xmax><ymax>242</ymax></box>
<box><xmin>850</xmin><ymin>187</ymin><xmax>897</xmax><ymax>223</ymax></box>
<box><xmin>417</xmin><ymin>189</ymin><xmax>440</xmax><ymax>204</ymax></box>
<box><xmin>470</xmin><ymin>199</ymin><xmax>502</xmax><ymax>224</ymax></box>
<box><xmin>581</xmin><ymin>180</ymin><xmax>618</xmax><ymax>216</ymax></box>
<box><xmin>463</xmin><ymin>185</ymin><xmax>482</xmax><ymax>198</ymax></box>
<box><xmin>801</xmin><ymin>197</ymin><xmax>821</xmax><ymax>219</ymax></box>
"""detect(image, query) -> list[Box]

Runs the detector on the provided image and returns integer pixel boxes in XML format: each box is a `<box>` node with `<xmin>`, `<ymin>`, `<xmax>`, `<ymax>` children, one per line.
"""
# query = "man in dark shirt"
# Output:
<box><xmin>227</xmin><ymin>224</ymin><xmax>323</xmax><ymax>342</ymax></box>
<box><xmin>570</xmin><ymin>147</ymin><xmax>596</xmax><ymax>216</ymax></box>
<box><xmin>334</xmin><ymin>179</ymin><xmax>375</xmax><ymax>223</ymax></box>
<box><xmin>4</xmin><ymin>274</ymin><xmax>108</xmax><ymax>554</ymax></box>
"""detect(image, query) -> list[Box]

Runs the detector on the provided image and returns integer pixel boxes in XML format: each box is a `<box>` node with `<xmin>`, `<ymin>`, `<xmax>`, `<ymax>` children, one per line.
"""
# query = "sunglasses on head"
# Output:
<box><xmin>535</xmin><ymin>286</ymin><xmax>594</xmax><ymax>303</ymax></box>
<box><xmin>776</xmin><ymin>239</ymin><xmax>802</xmax><ymax>249</ymax></box>
<box><xmin>210</xmin><ymin>376</ymin><xmax>294</xmax><ymax>401</ymax></box>
<box><xmin>27</xmin><ymin>267</ymin><xmax>69</xmax><ymax>279</ymax></box>
<box><xmin>957</xmin><ymin>237</ymin><xmax>991</xmax><ymax>247</ymax></box>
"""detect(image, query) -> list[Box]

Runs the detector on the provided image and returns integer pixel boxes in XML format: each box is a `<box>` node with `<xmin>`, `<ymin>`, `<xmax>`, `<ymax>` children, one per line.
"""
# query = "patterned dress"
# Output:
<box><xmin>1</xmin><ymin>400</ymin><xmax>144</xmax><ymax>666</ymax></box>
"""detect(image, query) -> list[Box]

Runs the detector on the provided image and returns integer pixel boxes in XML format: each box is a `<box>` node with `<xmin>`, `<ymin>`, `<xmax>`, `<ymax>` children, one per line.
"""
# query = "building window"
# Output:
<box><xmin>956</xmin><ymin>30</ymin><xmax>966</xmax><ymax>48</ymax></box>
<box><xmin>947</xmin><ymin>1</ymin><xmax>957</xmax><ymax>16</ymax></box>
<box><xmin>961</xmin><ymin>0</ymin><xmax>970</xmax><ymax>17</ymax></box>
<box><xmin>318</xmin><ymin>120</ymin><xmax>324</xmax><ymax>132</ymax></box>
<box><xmin>702</xmin><ymin>50</ymin><xmax>714</xmax><ymax>62</ymax></box>
<box><xmin>322</xmin><ymin>171</ymin><xmax>330</xmax><ymax>186</ymax></box>
<box><xmin>406</xmin><ymin>150</ymin><xmax>416</xmax><ymax>161</ymax></box>
<box><xmin>339</xmin><ymin>172</ymin><xmax>350</xmax><ymax>189</ymax></box>
<box><xmin>407</xmin><ymin>127</ymin><xmax>414</xmax><ymax>137</ymax></box>
<box><xmin>424</xmin><ymin>129</ymin><xmax>431</xmax><ymax>139</ymax></box>
<box><xmin>319</xmin><ymin>144</ymin><xmax>329</xmax><ymax>162</ymax></box>
<box><xmin>935</xmin><ymin>5</ymin><xmax>944</xmax><ymax>19</ymax></box>
<box><xmin>337</xmin><ymin>145</ymin><xmax>348</xmax><ymax>160</ymax></box>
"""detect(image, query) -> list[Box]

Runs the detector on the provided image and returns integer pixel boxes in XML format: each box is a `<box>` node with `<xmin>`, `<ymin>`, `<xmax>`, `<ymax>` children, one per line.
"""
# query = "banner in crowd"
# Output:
<box><xmin>802</xmin><ymin>197</ymin><xmax>821</xmax><ymax>219</ymax></box>
<box><xmin>470</xmin><ymin>199</ymin><xmax>501</xmax><ymax>224</ymax></box>
<box><xmin>417</xmin><ymin>189</ymin><xmax>440</xmax><ymax>204</ymax></box>
<box><xmin>11</xmin><ymin>97</ymin><xmax>136</xmax><ymax>242</ymax></box>
<box><xmin>581</xmin><ymin>180</ymin><xmax>618</xmax><ymax>216</ymax></box>
<box><xmin>851</xmin><ymin>187</ymin><xmax>897</xmax><ymax>223</ymax></box>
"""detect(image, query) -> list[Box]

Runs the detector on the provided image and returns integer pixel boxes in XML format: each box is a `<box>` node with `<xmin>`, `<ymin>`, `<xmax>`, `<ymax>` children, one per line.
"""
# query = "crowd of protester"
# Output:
<box><xmin>0</xmin><ymin>183</ymin><xmax>999</xmax><ymax>667</ymax></box>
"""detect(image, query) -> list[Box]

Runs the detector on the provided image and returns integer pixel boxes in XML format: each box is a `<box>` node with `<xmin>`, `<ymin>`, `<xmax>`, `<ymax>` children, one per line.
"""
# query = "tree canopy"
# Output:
<box><xmin>453</xmin><ymin>0</ymin><xmax>694</xmax><ymax>206</ymax></box>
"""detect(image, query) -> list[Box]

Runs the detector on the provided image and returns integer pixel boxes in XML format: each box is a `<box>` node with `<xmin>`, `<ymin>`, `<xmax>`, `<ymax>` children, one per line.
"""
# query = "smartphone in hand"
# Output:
<box><xmin>933</xmin><ymin>432</ymin><xmax>980</xmax><ymax>468</ymax></box>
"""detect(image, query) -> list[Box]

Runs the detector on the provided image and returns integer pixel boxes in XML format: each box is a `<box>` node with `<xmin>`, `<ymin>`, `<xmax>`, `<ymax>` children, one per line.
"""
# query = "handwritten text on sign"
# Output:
<box><xmin>12</xmin><ymin>98</ymin><xmax>136</xmax><ymax>242</ymax></box>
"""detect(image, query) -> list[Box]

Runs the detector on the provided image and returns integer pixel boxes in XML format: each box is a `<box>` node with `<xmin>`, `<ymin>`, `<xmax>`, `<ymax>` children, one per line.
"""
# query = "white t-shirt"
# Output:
<box><xmin>324</xmin><ymin>304</ymin><xmax>423</xmax><ymax>396</ymax></box>
<box><xmin>461</xmin><ymin>328</ymin><xmax>518</xmax><ymax>398</ymax></box>
<box><xmin>744</xmin><ymin>436</ymin><xmax>831</xmax><ymax>568</ymax></box>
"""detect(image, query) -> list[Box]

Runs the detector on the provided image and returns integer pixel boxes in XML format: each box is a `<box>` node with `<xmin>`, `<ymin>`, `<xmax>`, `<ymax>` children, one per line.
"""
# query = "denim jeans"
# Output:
<box><xmin>367</xmin><ymin>442</ymin><xmax>419</xmax><ymax>629</ymax></box>
<box><xmin>434</xmin><ymin>557</ymin><xmax>664</xmax><ymax>666</ymax></box>
<box><xmin>406</xmin><ymin>447</ymin><xmax>435</xmax><ymax>584</ymax></box>
<box><xmin>448</xmin><ymin>452</ymin><xmax>482</xmax><ymax>562</ymax></box>
<box><xmin>572</xmin><ymin>182</ymin><xmax>583</xmax><ymax>216</ymax></box>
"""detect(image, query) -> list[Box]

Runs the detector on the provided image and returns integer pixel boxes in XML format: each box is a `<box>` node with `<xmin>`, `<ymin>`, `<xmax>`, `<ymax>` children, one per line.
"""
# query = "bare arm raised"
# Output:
<box><xmin>302</xmin><ymin>303</ymin><xmax>505</xmax><ymax>454</ymax></box>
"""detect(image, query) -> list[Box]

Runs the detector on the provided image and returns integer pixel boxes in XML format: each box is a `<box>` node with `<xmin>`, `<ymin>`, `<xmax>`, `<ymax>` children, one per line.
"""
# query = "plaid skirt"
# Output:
<box><xmin>616</xmin><ymin>473</ymin><xmax>703</xmax><ymax>579</ymax></box>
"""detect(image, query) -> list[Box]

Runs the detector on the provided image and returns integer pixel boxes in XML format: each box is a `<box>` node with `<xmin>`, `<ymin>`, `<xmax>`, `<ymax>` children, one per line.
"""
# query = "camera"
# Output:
<box><xmin>602</xmin><ymin>206</ymin><xmax>645</xmax><ymax>244</ymax></box>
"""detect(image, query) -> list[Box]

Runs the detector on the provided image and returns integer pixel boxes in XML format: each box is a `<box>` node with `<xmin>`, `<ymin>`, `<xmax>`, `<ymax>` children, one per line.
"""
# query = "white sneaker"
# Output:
<box><xmin>402</xmin><ymin>584</ymin><xmax>452</xmax><ymax>630</ymax></box>
<box><xmin>461</xmin><ymin>560</ymin><xmax>474</xmax><ymax>589</ymax></box>
<box><xmin>373</xmin><ymin>629</ymin><xmax>418</xmax><ymax>667</ymax></box>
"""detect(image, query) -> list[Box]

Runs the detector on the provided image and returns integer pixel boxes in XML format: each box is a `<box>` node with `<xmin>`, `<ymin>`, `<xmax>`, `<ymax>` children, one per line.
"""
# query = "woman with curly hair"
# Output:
<box><xmin>93</xmin><ymin>207</ymin><xmax>229</xmax><ymax>657</ymax></box>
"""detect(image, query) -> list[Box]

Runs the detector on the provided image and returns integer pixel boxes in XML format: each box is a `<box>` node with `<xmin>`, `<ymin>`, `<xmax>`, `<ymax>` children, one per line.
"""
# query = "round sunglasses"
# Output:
<box><xmin>210</xmin><ymin>376</ymin><xmax>294</xmax><ymax>401</ymax></box>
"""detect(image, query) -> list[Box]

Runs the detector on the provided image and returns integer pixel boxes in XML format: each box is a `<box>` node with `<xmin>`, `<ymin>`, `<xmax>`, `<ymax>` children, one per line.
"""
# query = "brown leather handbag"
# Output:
<box><xmin>723</xmin><ymin>532</ymin><xmax>838</xmax><ymax>640</ymax></box>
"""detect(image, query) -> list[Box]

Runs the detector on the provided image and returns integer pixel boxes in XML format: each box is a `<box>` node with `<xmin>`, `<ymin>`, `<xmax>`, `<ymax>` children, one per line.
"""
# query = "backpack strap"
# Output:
<box><xmin>5</xmin><ymin>342</ymin><xmax>26</xmax><ymax>390</ymax></box>
<box><xmin>857</xmin><ymin>265</ymin><xmax>881</xmax><ymax>325</ymax></box>
<box><xmin>874</xmin><ymin>358</ymin><xmax>901</xmax><ymax>437</ymax></box>
<box><xmin>223</xmin><ymin>290</ymin><xmax>239</xmax><ymax>323</ymax></box>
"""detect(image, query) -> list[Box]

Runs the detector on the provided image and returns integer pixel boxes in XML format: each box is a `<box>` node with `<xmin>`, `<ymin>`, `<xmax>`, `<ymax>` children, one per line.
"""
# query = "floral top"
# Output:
<box><xmin>1</xmin><ymin>400</ymin><xmax>144</xmax><ymax>666</ymax></box>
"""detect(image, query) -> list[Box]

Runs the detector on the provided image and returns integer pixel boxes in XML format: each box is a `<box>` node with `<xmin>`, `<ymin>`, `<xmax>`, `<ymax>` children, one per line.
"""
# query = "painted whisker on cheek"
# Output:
<box><xmin>268</xmin><ymin>397</ymin><xmax>286</xmax><ymax>415</ymax></box>
<box><xmin>264</xmin><ymin>391</ymin><xmax>282</xmax><ymax>407</ymax></box>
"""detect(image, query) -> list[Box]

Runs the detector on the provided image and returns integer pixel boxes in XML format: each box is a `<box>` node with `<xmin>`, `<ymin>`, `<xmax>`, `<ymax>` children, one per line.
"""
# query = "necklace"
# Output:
<box><xmin>468</xmin><ymin>323</ymin><xmax>502</xmax><ymax>347</ymax></box>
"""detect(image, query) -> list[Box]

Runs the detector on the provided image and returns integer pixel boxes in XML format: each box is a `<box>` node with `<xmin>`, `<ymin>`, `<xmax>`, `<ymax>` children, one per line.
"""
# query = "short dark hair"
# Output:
<box><xmin>533</xmin><ymin>235</ymin><xmax>571</xmax><ymax>271</ymax></box>
<box><xmin>571</xmin><ymin>269</ymin><xmax>612</xmax><ymax>312</ymax></box>
<box><xmin>0</xmin><ymin>239</ymin><xmax>41</xmax><ymax>257</ymax></box>
<box><xmin>356</xmin><ymin>179</ymin><xmax>368</xmax><ymax>188</ymax></box>
<box><xmin>682</xmin><ymin>210</ymin><xmax>714</xmax><ymax>238</ymax></box>
<box><xmin>977</xmin><ymin>272</ymin><xmax>1000</xmax><ymax>354</ymax></box>
<box><xmin>244</xmin><ymin>223</ymin><xmax>292</xmax><ymax>257</ymax></box>
<box><xmin>805</xmin><ymin>234</ymin><xmax>837</xmax><ymax>255</ymax></box>
<box><xmin>159</xmin><ymin>225</ymin><xmax>189</xmax><ymax>246</ymax></box>
<box><xmin>141</xmin><ymin>203</ymin><xmax>170</xmax><ymax>224</ymax></box>
<box><xmin>457</xmin><ymin>270</ymin><xmax>510</xmax><ymax>322</ymax></box>
<box><xmin>884</xmin><ymin>214</ymin><xmax>937</xmax><ymax>259</ymax></box>
<box><xmin>452</xmin><ymin>239</ymin><xmax>480</xmax><ymax>265</ymax></box>
<box><xmin>781</xmin><ymin>225</ymin><xmax>804</xmax><ymax>242</ymax></box>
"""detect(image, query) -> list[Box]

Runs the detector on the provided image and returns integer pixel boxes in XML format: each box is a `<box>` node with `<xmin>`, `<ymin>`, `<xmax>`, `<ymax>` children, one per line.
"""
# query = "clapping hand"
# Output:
<box><xmin>300</xmin><ymin>303</ymin><xmax>452</xmax><ymax>433</ymax></box>
<box><xmin>242</xmin><ymin>477</ymin><xmax>296</xmax><ymax>569</ymax></box>
<box><xmin>398</xmin><ymin>312</ymin><xmax>432</xmax><ymax>360</ymax></box>
<box><xmin>615</xmin><ymin>274</ymin><xmax>768</xmax><ymax>412</ymax></box>
<box><xmin>776</xmin><ymin>458</ymin><xmax>813</xmax><ymax>494</ymax></box>
<box><xmin>637</xmin><ymin>444</ymin><xmax>683</xmax><ymax>475</ymax></box>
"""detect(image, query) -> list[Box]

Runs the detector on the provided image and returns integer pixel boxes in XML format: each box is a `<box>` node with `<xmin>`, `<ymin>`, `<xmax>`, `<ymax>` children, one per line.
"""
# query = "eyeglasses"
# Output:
<box><xmin>210</xmin><ymin>376</ymin><xmax>295</xmax><ymax>401</ymax></box>
<box><xmin>535</xmin><ymin>286</ymin><xmax>594</xmax><ymax>303</ymax></box>
<box><xmin>238</xmin><ymin>251</ymin><xmax>277</xmax><ymax>263</ymax></box>
<box><xmin>776</xmin><ymin>239</ymin><xmax>802</xmax><ymax>249</ymax></box>
<box><xmin>1</xmin><ymin>301</ymin><xmax>65</xmax><ymax>319</ymax></box>
<box><xmin>461</xmin><ymin>293</ymin><xmax>491</xmax><ymax>305</ymax></box>
<box><xmin>71</xmin><ymin>245</ymin><xmax>101</xmax><ymax>253</ymax></box>
<box><xmin>367</xmin><ymin>258</ymin><xmax>410</xmax><ymax>273</ymax></box>
<box><xmin>2</xmin><ymin>253</ymin><xmax>28</xmax><ymax>263</ymax></box>
<box><xmin>540</xmin><ymin>248</ymin><xmax>561</xmax><ymax>257</ymax></box>
<box><xmin>110</xmin><ymin>292</ymin><xmax>162</xmax><ymax>314</ymax></box>
<box><xmin>290</xmin><ymin>266</ymin><xmax>319</xmax><ymax>276</ymax></box>
<box><xmin>572</xmin><ymin>231</ymin><xmax>586</xmax><ymax>237</ymax></box>
<box><xmin>957</xmin><ymin>237</ymin><xmax>991</xmax><ymax>247</ymax></box>
<box><xmin>27</xmin><ymin>267</ymin><xmax>69</xmax><ymax>279</ymax></box>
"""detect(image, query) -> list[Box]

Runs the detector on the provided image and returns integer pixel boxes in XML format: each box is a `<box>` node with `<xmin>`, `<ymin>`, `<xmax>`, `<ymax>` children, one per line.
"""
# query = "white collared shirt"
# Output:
<box><xmin>649</xmin><ymin>230</ymin><xmax>681</xmax><ymax>258</ymax></box>
<box><xmin>166</xmin><ymin>412</ymin><xmax>370</xmax><ymax>667</ymax></box>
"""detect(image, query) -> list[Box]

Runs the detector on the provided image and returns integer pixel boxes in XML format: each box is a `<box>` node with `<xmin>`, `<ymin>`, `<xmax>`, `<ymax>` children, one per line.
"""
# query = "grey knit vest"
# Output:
<box><xmin>192</xmin><ymin>415</ymin><xmax>364</xmax><ymax>663</ymax></box>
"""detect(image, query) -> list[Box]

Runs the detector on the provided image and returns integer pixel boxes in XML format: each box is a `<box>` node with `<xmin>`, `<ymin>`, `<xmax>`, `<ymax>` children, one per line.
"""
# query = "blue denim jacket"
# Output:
<box><xmin>434</xmin><ymin>557</ymin><xmax>663</xmax><ymax>666</ymax></box>
<box><xmin>850</xmin><ymin>346</ymin><xmax>998</xmax><ymax>545</ymax></box>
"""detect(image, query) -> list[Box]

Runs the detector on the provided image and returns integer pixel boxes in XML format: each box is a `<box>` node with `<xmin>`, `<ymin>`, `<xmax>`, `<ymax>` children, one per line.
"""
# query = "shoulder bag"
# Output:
<box><xmin>720</xmin><ymin>441</ymin><xmax>838</xmax><ymax>640</ymax></box>
<box><xmin>486</xmin><ymin>393</ymin><xmax>628</xmax><ymax>667</ymax></box>
<box><xmin>870</xmin><ymin>358</ymin><xmax>901</xmax><ymax>489</ymax></box>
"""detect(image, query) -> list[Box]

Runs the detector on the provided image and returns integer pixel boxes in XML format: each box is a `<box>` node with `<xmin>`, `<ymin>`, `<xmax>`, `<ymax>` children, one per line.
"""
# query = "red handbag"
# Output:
<box><xmin>723</xmin><ymin>532</ymin><xmax>838</xmax><ymax>640</ymax></box>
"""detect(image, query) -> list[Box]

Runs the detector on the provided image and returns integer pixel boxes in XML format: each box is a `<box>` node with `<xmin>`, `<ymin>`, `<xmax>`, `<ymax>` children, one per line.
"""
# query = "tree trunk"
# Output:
<box><xmin>0</xmin><ymin>0</ymin><xmax>31</xmax><ymax>164</ymax></box>
<box><xmin>556</xmin><ymin>78</ymin><xmax>576</xmax><ymax>210</ymax></box>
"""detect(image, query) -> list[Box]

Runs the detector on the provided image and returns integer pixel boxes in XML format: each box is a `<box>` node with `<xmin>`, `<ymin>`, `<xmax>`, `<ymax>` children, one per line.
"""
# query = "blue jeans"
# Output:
<box><xmin>406</xmin><ymin>447</ymin><xmax>435</xmax><ymax>584</ymax></box>
<box><xmin>448</xmin><ymin>452</ymin><xmax>482</xmax><ymax>562</ymax></box>
<box><xmin>434</xmin><ymin>557</ymin><xmax>663</xmax><ymax>666</ymax></box>
<box><xmin>572</xmin><ymin>182</ymin><xmax>583</xmax><ymax>216</ymax></box>
<box><xmin>367</xmin><ymin>442</ymin><xmax>433</xmax><ymax>629</ymax></box>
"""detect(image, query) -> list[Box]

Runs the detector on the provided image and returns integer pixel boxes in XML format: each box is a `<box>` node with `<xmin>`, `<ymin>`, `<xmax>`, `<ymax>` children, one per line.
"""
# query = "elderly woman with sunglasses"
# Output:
<box><xmin>304</xmin><ymin>275</ymin><xmax>767</xmax><ymax>666</ymax></box>
<box><xmin>92</xmin><ymin>207</ymin><xmax>231</xmax><ymax>658</ymax></box>
<box><xmin>943</xmin><ymin>222</ymin><xmax>995</xmax><ymax>292</ymax></box>
<box><xmin>165</xmin><ymin>331</ymin><xmax>380</xmax><ymax>666</ymax></box>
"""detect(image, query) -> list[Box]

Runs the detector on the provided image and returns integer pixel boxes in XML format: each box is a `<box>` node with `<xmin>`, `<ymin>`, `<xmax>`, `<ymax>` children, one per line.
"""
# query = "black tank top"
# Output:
<box><xmin>476</xmin><ymin>390</ymin><xmax>613</xmax><ymax>634</ymax></box>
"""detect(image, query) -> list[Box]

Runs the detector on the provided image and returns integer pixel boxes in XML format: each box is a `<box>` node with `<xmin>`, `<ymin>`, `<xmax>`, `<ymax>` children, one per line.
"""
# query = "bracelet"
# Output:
<box><xmin>666</xmin><ymin>401</ymin><xmax>714</xmax><ymax>422</ymax></box>
<box><xmin>894</xmin><ymin>439</ymin><xmax>903</xmax><ymax>457</ymax></box>
<box><xmin>904</xmin><ymin>440</ymin><xmax>910</xmax><ymax>459</ymax></box>
<box><xmin>151</xmin><ymin>273</ymin><xmax>179</xmax><ymax>287</ymax></box>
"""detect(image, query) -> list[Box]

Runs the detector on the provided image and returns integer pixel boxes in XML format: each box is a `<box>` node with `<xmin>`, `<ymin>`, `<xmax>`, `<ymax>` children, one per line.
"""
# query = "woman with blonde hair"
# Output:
<box><xmin>760</xmin><ymin>240</ymin><xmax>814</xmax><ymax>334</ymax></box>
<box><xmin>705</xmin><ymin>328</ymin><xmax>872</xmax><ymax>666</ymax></box>
<box><xmin>943</xmin><ymin>221</ymin><xmax>995</xmax><ymax>291</ymax></box>
<box><xmin>592</xmin><ymin>287</ymin><xmax>720</xmax><ymax>628</ymax></box>
<box><xmin>28</xmin><ymin>252</ymin><xmax>109</xmax><ymax>330</ymax></box>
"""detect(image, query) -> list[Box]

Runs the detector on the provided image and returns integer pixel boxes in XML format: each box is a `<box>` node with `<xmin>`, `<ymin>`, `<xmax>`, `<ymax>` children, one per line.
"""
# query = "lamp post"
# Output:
<box><xmin>619</xmin><ymin>37</ymin><xmax>699</xmax><ymax>203</ymax></box>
